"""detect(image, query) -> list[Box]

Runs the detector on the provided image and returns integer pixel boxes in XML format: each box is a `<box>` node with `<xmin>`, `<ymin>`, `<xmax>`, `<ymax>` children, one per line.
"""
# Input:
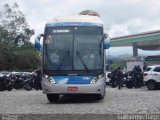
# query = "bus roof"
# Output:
<box><xmin>46</xmin><ymin>15</ymin><xmax>103</xmax><ymax>27</ymax></box>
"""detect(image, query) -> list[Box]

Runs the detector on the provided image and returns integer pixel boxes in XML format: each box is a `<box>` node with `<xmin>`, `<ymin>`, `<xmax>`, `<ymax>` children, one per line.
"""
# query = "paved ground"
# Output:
<box><xmin>0</xmin><ymin>86</ymin><xmax>160</xmax><ymax>114</ymax></box>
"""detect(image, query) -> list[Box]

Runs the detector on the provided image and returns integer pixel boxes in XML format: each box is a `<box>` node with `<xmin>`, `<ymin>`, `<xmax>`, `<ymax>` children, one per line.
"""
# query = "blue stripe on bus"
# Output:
<box><xmin>46</xmin><ymin>22</ymin><xmax>103</xmax><ymax>27</ymax></box>
<box><xmin>51</xmin><ymin>76</ymin><xmax>94</xmax><ymax>84</ymax></box>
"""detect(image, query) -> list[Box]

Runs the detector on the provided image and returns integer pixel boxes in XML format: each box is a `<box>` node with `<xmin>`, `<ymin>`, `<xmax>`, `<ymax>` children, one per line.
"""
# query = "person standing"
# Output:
<box><xmin>34</xmin><ymin>68</ymin><xmax>42</xmax><ymax>90</ymax></box>
<box><xmin>110</xmin><ymin>69</ymin><xmax>117</xmax><ymax>88</ymax></box>
<box><xmin>116</xmin><ymin>67</ymin><xmax>124</xmax><ymax>89</ymax></box>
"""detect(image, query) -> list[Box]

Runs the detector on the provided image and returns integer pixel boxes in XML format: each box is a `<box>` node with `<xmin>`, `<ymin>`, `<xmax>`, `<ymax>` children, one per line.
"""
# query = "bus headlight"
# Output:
<box><xmin>90</xmin><ymin>75</ymin><xmax>103</xmax><ymax>84</ymax></box>
<box><xmin>44</xmin><ymin>75</ymin><xmax>56</xmax><ymax>84</ymax></box>
<box><xmin>90</xmin><ymin>77</ymin><xmax>98</xmax><ymax>84</ymax></box>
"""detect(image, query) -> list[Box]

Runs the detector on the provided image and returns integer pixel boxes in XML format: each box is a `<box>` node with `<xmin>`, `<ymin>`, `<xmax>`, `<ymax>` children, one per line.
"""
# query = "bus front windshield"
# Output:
<box><xmin>44</xmin><ymin>26</ymin><xmax>103</xmax><ymax>73</ymax></box>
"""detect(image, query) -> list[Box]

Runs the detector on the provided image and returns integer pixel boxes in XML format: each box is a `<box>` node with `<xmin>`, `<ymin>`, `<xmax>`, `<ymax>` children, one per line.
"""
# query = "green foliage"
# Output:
<box><xmin>0</xmin><ymin>2</ymin><xmax>40</xmax><ymax>71</ymax></box>
<box><xmin>111</xmin><ymin>63</ymin><xmax>118</xmax><ymax>70</ymax></box>
<box><xmin>14</xmin><ymin>48</ymin><xmax>40</xmax><ymax>71</ymax></box>
<box><xmin>0</xmin><ymin>43</ymin><xmax>41</xmax><ymax>71</ymax></box>
<box><xmin>110</xmin><ymin>60</ymin><xmax>127</xmax><ymax>70</ymax></box>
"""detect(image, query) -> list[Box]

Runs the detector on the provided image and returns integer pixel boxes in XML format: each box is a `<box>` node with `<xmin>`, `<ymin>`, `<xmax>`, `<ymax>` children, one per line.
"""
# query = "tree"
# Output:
<box><xmin>0</xmin><ymin>1</ymin><xmax>40</xmax><ymax>71</ymax></box>
<box><xmin>14</xmin><ymin>49</ymin><xmax>41</xmax><ymax>71</ymax></box>
<box><xmin>0</xmin><ymin>2</ymin><xmax>34</xmax><ymax>46</ymax></box>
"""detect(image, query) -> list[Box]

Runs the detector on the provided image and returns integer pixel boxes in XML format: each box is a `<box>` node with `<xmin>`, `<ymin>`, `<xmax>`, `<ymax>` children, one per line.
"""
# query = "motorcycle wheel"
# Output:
<box><xmin>24</xmin><ymin>84</ymin><xmax>32</xmax><ymax>91</ymax></box>
<box><xmin>126</xmin><ymin>81</ymin><xmax>134</xmax><ymax>89</ymax></box>
<box><xmin>14</xmin><ymin>84</ymin><xmax>19</xmax><ymax>90</ymax></box>
<box><xmin>0</xmin><ymin>84</ymin><xmax>3</xmax><ymax>91</ymax></box>
<box><xmin>7</xmin><ymin>86</ymin><xmax>13</xmax><ymax>91</ymax></box>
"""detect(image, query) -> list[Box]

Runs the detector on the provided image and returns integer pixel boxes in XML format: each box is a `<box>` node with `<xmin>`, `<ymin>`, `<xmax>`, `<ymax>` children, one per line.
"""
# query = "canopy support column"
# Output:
<box><xmin>132</xmin><ymin>42</ymin><xmax>138</xmax><ymax>56</ymax></box>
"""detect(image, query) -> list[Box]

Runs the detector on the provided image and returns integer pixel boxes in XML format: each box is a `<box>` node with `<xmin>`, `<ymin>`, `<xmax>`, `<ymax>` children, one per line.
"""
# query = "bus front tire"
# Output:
<box><xmin>47</xmin><ymin>94</ymin><xmax>59</xmax><ymax>102</ymax></box>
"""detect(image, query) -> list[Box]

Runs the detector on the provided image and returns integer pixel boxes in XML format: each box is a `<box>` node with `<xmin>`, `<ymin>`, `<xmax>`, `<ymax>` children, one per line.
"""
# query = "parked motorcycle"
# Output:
<box><xmin>0</xmin><ymin>73</ymin><xmax>14</xmax><ymax>91</ymax></box>
<box><xmin>13</xmin><ymin>75</ymin><xmax>33</xmax><ymax>91</ymax></box>
<box><xmin>123</xmin><ymin>72</ymin><xmax>134</xmax><ymax>89</ymax></box>
<box><xmin>124</xmin><ymin>65</ymin><xmax>143</xmax><ymax>89</ymax></box>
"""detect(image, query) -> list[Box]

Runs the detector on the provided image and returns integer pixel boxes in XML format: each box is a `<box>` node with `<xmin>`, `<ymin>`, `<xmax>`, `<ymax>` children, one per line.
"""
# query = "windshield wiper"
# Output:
<box><xmin>56</xmin><ymin>50</ymin><xmax>69</xmax><ymax>71</ymax></box>
<box><xmin>76</xmin><ymin>51</ymin><xmax>89</xmax><ymax>73</ymax></box>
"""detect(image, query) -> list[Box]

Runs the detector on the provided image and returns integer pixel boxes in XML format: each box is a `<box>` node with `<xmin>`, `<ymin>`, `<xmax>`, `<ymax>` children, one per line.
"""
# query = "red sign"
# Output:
<box><xmin>67</xmin><ymin>87</ymin><xmax>78</xmax><ymax>91</ymax></box>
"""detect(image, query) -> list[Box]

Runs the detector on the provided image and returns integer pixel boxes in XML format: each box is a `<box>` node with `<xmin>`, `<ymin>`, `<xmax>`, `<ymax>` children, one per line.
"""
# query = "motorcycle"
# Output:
<box><xmin>0</xmin><ymin>74</ymin><xmax>14</xmax><ymax>91</ymax></box>
<box><xmin>124</xmin><ymin>65</ymin><xmax>143</xmax><ymax>89</ymax></box>
<box><xmin>123</xmin><ymin>72</ymin><xmax>134</xmax><ymax>89</ymax></box>
<box><xmin>13</xmin><ymin>75</ymin><xmax>33</xmax><ymax>91</ymax></box>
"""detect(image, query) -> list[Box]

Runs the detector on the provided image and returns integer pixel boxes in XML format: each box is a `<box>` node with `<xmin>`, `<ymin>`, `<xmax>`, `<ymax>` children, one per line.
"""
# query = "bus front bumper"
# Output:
<box><xmin>41</xmin><ymin>78</ymin><xmax>106</xmax><ymax>94</ymax></box>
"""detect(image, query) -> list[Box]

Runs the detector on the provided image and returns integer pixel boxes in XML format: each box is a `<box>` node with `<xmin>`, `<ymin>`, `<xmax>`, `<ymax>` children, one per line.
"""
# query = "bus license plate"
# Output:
<box><xmin>67</xmin><ymin>87</ymin><xmax>78</xmax><ymax>91</ymax></box>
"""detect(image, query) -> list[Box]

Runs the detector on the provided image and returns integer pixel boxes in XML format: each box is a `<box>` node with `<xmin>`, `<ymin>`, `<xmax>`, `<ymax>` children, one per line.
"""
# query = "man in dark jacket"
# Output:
<box><xmin>110</xmin><ymin>69</ymin><xmax>117</xmax><ymax>88</ymax></box>
<box><xmin>34</xmin><ymin>68</ymin><xmax>42</xmax><ymax>90</ymax></box>
<box><xmin>132</xmin><ymin>65</ymin><xmax>142</xmax><ymax>88</ymax></box>
<box><xmin>116</xmin><ymin>67</ymin><xmax>124</xmax><ymax>89</ymax></box>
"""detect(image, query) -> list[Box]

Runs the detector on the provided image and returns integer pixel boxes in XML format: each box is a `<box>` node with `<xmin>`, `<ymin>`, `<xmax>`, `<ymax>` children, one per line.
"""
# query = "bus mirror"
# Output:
<box><xmin>34</xmin><ymin>34</ymin><xmax>43</xmax><ymax>51</ymax></box>
<box><xmin>104</xmin><ymin>34</ymin><xmax>110</xmax><ymax>49</ymax></box>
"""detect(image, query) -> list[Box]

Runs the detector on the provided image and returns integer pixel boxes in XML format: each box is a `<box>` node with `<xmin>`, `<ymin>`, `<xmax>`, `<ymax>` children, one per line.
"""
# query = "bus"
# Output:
<box><xmin>35</xmin><ymin>14</ymin><xmax>110</xmax><ymax>102</ymax></box>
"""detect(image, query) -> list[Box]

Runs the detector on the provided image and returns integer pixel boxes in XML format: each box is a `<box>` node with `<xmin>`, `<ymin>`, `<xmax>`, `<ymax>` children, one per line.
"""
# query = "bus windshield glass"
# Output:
<box><xmin>44</xmin><ymin>26</ymin><xmax>103</xmax><ymax>72</ymax></box>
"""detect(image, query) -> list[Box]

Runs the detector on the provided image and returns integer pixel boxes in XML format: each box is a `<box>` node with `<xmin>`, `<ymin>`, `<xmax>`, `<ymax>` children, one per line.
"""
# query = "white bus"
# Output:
<box><xmin>35</xmin><ymin>14</ymin><xmax>110</xmax><ymax>102</ymax></box>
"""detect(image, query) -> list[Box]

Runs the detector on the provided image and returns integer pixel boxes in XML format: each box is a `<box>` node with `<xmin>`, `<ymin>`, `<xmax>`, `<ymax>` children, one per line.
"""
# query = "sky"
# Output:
<box><xmin>2</xmin><ymin>0</ymin><xmax>160</xmax><ymax>56</ymax></box>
